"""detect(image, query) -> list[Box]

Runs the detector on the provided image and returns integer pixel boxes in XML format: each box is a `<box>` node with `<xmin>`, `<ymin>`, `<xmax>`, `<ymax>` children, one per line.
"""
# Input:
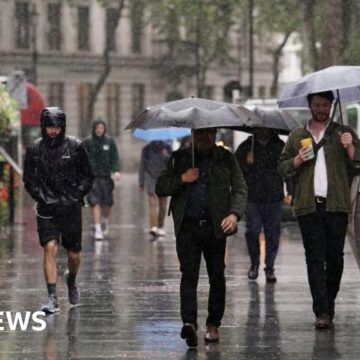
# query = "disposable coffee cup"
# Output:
<box><xmin>300</xmin><ymin>138</ymin><xmax>314</xmax><ymax>160</ymax></box>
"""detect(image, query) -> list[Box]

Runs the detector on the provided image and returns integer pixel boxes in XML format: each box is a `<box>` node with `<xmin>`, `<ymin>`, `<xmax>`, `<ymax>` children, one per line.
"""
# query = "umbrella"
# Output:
<box><xmin>239</xmin><ymin>106</ymin><xmax>300</xmax><ymax>134</ymax></box>
<box><xmin>125</xmin><ymin>97</ymin><xmax>263</xmax><ymax>130</ymax></box>
<box><xmin>132</xmin><ymin>127</ymin><xmax>191</xmax><ymax>141</ymax></box>
<box><xmin>278</xmin><ymin>65</ymin><xmax>360</xmax><ymax>126</ymax></box>
<box><xmin>278</xmin><ymin>66</ymin><xmax>360</xmax><ymax>108</ymax></box>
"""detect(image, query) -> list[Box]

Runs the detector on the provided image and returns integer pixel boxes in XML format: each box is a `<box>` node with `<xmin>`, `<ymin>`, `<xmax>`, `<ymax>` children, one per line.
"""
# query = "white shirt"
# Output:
<box><xmin>306</xmin><ymin>121</ymin><xmax>329</xmax><ymax>197</ymax></box>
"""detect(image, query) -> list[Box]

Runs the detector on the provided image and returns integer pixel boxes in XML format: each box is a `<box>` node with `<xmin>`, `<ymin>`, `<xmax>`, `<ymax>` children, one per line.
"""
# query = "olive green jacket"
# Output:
<box><xmin>155</xmin><ymin>145</ymin><xmax>248</xmax><ymax>239</ymax></box>
<box><xmin>278</xmin><ymin>122</ymin><xmax>360</xmax><ymax>217</ymax></box>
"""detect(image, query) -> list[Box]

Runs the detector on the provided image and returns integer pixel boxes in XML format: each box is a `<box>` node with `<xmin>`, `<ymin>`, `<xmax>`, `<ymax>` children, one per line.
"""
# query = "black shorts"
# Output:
<box><xmin>36</xmin><ymin>203</ymin><xmax>82</xmax><ymax>251</ymax></box>
<box><xmin>87</xmin><ymin>177</ymin><xmax>114</xmax><ymax>207</ymax></box>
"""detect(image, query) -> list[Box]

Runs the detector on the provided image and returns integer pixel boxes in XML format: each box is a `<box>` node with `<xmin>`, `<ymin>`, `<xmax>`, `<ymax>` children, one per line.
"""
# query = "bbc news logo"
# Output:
<box><xmin>0</xmin><ymin>311</ymin><xmax>46</xmax><ymax>331</ymax></box>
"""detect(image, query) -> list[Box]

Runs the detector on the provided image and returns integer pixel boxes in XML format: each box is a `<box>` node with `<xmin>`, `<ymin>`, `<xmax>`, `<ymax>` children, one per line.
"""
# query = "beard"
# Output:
<box><xmin>311</xmin><ymin>111</ymin><xmax>329</xmax><ymax>123</ymax></box>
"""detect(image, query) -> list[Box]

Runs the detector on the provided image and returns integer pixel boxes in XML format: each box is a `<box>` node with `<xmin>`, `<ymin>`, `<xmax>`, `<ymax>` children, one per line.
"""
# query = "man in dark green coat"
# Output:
<box><xmin>156</xmin><ymin>128</ymin><xmax>247</xmax><ymax>347</ymax></box>
<box><xmin>83</xmin><ymin>119</ymin><xmax>121</xmax><ymax>240</ymax></box>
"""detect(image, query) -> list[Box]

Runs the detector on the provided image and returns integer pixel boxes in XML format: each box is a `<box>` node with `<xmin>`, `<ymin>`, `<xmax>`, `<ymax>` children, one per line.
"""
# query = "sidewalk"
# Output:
<box><xmin>0</xmin><ymin>173</ymin><xmax>360</xmax><ymax>359</ymax></box>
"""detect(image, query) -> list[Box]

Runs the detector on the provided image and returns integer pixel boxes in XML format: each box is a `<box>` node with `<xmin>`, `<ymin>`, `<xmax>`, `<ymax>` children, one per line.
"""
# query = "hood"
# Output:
<box><xmin>92</xmin><ymin>118</ymin><xmax>107</xmax><ymax>138</ymax></box>
<box><xmin>40</xmin><ymin>107</ymin><xmax>66</xmax><ymax>146</ymax></box>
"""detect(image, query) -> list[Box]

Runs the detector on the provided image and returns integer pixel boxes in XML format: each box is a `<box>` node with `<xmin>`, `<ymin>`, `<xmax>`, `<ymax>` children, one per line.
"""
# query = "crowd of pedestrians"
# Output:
<box><xmin>23</xmin><ymin>89</ymin><xmax>360</xmax><ymax>347</ymax></box>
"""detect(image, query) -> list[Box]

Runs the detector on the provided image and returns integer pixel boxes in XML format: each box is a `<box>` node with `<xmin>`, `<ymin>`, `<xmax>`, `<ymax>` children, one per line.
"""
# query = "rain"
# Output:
<box><xmin>1</xmin><ymin>1</ymin><xmax>360</xmax><ymax>359</ymax></box>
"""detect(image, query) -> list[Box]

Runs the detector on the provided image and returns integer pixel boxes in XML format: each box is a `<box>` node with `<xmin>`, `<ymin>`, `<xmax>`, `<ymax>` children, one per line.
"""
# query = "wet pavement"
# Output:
<box><xmin>1</xmin><ymin>173</ymin><xmax>360</xmax><ymax>359</ymax></box>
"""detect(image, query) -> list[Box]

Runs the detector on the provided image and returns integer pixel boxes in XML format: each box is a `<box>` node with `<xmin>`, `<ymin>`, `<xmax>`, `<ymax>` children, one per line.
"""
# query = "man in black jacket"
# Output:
<box><xmin>23</xmin><ymin>107</ymin><xmax>93</xmax><ymax>314</ymax></box>
<box><xmin>235</xmin><ymin>128</ymin><xmax>286</xmax><ymax>283</ymax></box>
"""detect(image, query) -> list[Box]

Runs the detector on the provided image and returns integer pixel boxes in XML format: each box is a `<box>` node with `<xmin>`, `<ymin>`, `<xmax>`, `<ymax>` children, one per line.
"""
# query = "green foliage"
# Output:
<box><xmin>0</xmin><ymin>85</ymin><xmax>20</xmax><ymax>140</ymax></box>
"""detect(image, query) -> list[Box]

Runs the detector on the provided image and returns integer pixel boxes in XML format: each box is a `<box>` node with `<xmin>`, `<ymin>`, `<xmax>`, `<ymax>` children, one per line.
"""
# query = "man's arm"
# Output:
<box><xmin>76</xmin><ymin>143</ymin><xmax>94</xmax><ymax>196</ymax></box>
<box><xmin>23</xmin><ymin>146</ymin><xmax>41</xmax><ymax>202</ymax></box>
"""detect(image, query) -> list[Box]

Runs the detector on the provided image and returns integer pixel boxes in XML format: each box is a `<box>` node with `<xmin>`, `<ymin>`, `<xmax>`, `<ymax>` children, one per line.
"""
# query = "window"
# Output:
<box><xmin>48</xmin><ymin>82</ymin><xmax>64</xmax><ymax>109</ymax></box>
<box><xmin>15</xmin><ymin>2</ymin><xmax>30</xmax><ymax>49</ymax></box>
<box><xmin>106</xmin><ymin>8</ymin><xmax>119</xmax><ymax>52</ymax></box>
<box><xmin>106</xmin><ymin>83</ymin><xmax>120</xmax><ymax>136</ymax></box>
<box><xmin>132</xmin><ymin>83</ymin><xmax>145</xmax><ymax>117</ymax></box>
<box><xmin>78</xmin><ymin>83</ymin><xmax>93</xmax><ymax>138</ymax></box>
<box><xmin>47</xmin><ymin>3</ymin><xmax>62</xmax><ymax>51</ymax></box>
<box><xmin>78</xmin><ymin>6</ymin><xmax>90</xmax><ymax>51</ymax></box>
<box><xmin>130</xmin><ymin>1</ymin><xmax>144</xmax><ymax>53</ymax></box>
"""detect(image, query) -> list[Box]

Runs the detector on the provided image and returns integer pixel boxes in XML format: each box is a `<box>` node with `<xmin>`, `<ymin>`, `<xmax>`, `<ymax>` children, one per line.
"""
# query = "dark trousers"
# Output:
<box><xmin>297</xmin><ymin>203</ymin><xmax>348</xmax><ymax>317</ymax></box>
<box><xmin>176</xmin><ymin>221</ymin><xmax>226</xmax><ymax>328</ymax></box>
<box><xmin>245</xmin><ymin>202</ymin><xmax>282</xmax><ymax>270</ymax></box>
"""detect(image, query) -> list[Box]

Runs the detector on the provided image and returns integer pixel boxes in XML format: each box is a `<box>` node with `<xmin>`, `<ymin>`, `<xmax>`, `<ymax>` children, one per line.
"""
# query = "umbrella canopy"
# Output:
<box><xmin>278</xmin><ymin>65</ymin><xmax>360</xmax><ymax>108</ymax></box>
<box><xmin>125</xmin><ymin>97</ymin><xmax>263</xmax><ymax>130</ymax></box>
<box><xmin>20</xmin><ymin>82</ymin><xmax>45</xmax><ymax>126</ymax></box>
<box><xmin>132</xmin><ymin>127</ymin><xmax>191</xmax><ymax>141</ymax></box>
<box><xmin>240</xmin><ymin>106</ymin><xmax>300</xmax><ymax>134</ymax></box>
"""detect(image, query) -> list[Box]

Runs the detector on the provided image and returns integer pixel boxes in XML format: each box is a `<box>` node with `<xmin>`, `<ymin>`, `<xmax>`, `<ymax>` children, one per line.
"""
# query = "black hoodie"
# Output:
<box><xmin>23</xmin><ymin>107</ymin><xmax>94</xmax><ymax>206</ymax></box>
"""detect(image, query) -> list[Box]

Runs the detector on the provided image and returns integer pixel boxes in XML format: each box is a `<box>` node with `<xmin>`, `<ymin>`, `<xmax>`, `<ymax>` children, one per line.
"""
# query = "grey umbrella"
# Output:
<box><xmin>125</xmin><ymin>97</ymin><xmax>263</xmax><ymax>130</ymax></box>
<box><xmin>125</xmin><ymin>96</ymin><xmax>263</xmax><ymax>166</ymax></box>
<box><xmin>278</xmin><ymin>65</ymin><xmax>360</xmax><ymax>126</ymax></box>
<box><xmin>238</xmin><ymin>106</ymin><xmax>300</xmax><ymax>134</ymax></box>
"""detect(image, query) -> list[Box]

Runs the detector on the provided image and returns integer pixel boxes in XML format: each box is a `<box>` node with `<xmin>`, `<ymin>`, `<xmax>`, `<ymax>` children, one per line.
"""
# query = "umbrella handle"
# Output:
<box><xmin>336</xmin><ymin>89</ymin><xmax>344</xmax><ymax>131</ymax></box>
<box><xmin>192</xmin><ymin>130</ymin><xmax>195</xmax><ymax>167</ymax></box>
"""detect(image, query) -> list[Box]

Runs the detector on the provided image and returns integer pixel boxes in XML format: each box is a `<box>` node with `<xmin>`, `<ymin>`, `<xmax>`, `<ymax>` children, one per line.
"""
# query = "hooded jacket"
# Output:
<box><xmin>23</xmin><ymin>107</ymin><xmax>94</xmax><ymax>206</ymax></box>
<box><xmin>82</xmin><ymin>119</ymin><xmax>121</xmax><ymax>178</ymax></box>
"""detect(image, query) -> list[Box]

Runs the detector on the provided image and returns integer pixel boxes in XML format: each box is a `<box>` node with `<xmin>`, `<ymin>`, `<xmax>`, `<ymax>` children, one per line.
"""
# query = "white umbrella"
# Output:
<box><xmin>278</xmin><ymin>66</ymin><xmax>360</xmax><ymax>108</ymax></box>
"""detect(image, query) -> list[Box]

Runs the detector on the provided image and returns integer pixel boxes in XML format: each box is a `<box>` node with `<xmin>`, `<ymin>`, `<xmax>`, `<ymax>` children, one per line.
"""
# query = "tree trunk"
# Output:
<box><xmin>320</xmin><ymin>0</ymin><xmax>343</xmax><ymax>68</ymax></box>
<box><xmin>301</xmin><ymin>0</ymin><xmax>319</xmax><ymax>72</ymax></box>
<box><xmin>86</xmin><ymin>0</ymin><xmax>125</xmax><ymax>124</ymax></box>
<box><xmin>270</xmin><ymin>31</ymin><xmax>292</xmax><ymax>97</ymax></box>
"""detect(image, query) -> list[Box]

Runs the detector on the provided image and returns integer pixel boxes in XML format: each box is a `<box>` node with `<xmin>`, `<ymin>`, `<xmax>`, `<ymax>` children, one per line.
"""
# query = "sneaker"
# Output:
<box><xmin>204</xmin><ymin>324</ymin><xmax>220</xmax><ymax>343</ymax></box>
<box><xmin>149</xmin><ymin>227</ymin><xmax>158</xmax><ymax>237</ymax></box>
<box><xmin>265</xmin><ymin>268</ymin><xmax>277</xmax><ymax>283</ymax></box>
<box><xmin>65</xmin><ymin>271</ymin><xmax>80</xmax><ymax>305</ymax></box>
<box><xmin>157</xmin><ymin>227</ymin><xmax>166</xmax><ymax>237</ymax></box>
<box><xmin>94</xmin><ymin>226</ymin><xmax>104</xmax><ymax>240</ymax></box>
<box><xmin>181</xmin><ymin>323</ymin><xmax>198</xmax><ymax>347</ymax></box>
<box><xmin>248</xmin><ymin>264</ymin><xmax>259</xmax><ymax>280</ymax></box>
<box><xmin>315</xmin><ymin>314</ymin><xmax>331</xmax><ymax>329</ymax></box>
<box><xmin>41</xmin><ymin>295</ymin><xmax>59</xmax><ymax>314</ymax></box>
<box><xmin>101</xmin><ymin>218</ymin><xmax>109</xmax><ymax>236</ymax></box>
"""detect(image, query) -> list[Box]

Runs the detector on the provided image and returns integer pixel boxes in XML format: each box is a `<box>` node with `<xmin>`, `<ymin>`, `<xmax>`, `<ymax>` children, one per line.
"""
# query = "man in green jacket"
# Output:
<box><xmin>83</xmin><ymin>119</ymin><xmax>121</xmax><ymax>240</ymax></box>
<box><xmin>278</xmin><ymin>91</ymin><xmax>360</xmax><ymax>330</ymax></box>
<box><xmin>156</xmin><ymin>127</ymin><xmax>247</xmax><ymax>347</ymax></box>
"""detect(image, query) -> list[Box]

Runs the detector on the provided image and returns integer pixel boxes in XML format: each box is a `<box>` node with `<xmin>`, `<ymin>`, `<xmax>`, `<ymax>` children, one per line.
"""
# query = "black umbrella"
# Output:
<box><xmin>125</xmin><ymin>97</ymin><xmax>263</xmax><ymax>130</ymax></box>
<box><xmin>232</xmin><ymin>106</ymin><xmax>300</xmax><ymax>135</ymax></box>
<box><xmin>125</xmin><ymin>97</ymin><xmax>263</xmax><ymax>166</ymax></box>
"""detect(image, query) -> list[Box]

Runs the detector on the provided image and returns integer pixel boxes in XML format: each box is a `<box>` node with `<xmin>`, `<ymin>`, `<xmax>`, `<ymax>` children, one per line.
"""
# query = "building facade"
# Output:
<box><xmin>0</xmin><ymin>0</ymin><xmax>279</xmax><ymax>170</ymax></box>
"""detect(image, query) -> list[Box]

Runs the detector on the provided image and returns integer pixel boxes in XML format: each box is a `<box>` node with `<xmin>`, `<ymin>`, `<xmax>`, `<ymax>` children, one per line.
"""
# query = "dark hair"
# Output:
<box><xmin>307</xmin><ymin>91</ymin><xmax>334</xmax><ymax>107</ymax></box>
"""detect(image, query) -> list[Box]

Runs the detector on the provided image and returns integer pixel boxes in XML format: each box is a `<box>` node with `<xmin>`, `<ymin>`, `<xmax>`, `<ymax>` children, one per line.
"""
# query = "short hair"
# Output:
<box><xmin>307</xmin><ymin>91</ymin><xmax>334</xmax><ymax>107</ymax></box>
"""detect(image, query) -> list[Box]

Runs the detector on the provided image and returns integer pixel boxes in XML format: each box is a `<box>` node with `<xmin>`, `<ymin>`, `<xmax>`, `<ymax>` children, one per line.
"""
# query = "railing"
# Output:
<box><xmin>0</xmin><ymin>146</ymin><xmax>22</xmax><ymax>224</ymax></box>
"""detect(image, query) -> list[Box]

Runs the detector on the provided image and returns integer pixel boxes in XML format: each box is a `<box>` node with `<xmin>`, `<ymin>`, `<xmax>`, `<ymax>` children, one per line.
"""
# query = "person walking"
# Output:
<box><xmin>23</xmin><ymin>107</ymin><xmax>93</xmax><ymax>314</ymax></box>
<box><xmin>139</xmin><ymin>140</ymin><xmax>172</xmax><ymax>238</ymax></box>
<box><xmin>156</xmin><ymin>128</ymin><xmax>247</xmax><ymax>347</ymax></box>
<box><xmin>83</xmin><ymin>119</ymin><xmax>121</xmax><ymax>240</ymax></box>
<box><xmin>278</xmin><ymin>91</ymin><xmax>360</xmax><ymax>329</ymax></box>
<box><xmin>235</xmin><ymin>128</ymin><xmax>285</xmax><ymax>283</ymax></box>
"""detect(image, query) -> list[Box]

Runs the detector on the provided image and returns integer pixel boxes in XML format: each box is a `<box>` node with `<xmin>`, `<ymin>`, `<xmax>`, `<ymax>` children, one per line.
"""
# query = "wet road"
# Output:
<box><xmin>1</xmin><ymin>173</ymin><xmax>360</xmax><ymax>359</ymax></box>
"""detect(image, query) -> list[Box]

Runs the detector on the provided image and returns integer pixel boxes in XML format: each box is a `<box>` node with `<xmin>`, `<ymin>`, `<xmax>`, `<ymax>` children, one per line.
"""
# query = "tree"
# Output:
<box><xmin>85</xmin><ymin>0</ymin><xmax>126</xmax><ymax>124</ymax></box>
<box><xmin>255</xmin><ymin>0</ymin><xmax>300</xmax><ymax>96</ymax></box>
<box><xmin>149</xmin><ymin>0</ymin><xmax>243</xmax><ymax>97</ymax></box>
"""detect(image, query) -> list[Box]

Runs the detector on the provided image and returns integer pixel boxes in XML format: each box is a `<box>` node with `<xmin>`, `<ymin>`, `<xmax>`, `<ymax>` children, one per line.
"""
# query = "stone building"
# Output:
<box><xmin>0</xmin><ymin>0</ymin><xmax>277</xmax><ymax>170</ymax></box>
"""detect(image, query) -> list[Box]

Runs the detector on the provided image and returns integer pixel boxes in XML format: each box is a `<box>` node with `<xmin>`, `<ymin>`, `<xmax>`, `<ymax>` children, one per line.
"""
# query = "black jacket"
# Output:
<box><xmin>235</xmin><ymin>134</ymin><xmax>285</xmax><ymax>203</ymax></box>
<box><xmin>23</xmin><ymin>136</ymin><xmax>94</xmax><ymax>206</ymax></box>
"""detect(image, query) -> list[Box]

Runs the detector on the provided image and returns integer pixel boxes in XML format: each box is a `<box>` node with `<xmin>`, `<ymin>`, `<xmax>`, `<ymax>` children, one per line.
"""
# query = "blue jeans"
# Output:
<box><xmin>245</xmin><ymin>202</ymin><xmax>282</xmax><ymax>270</ymax></box>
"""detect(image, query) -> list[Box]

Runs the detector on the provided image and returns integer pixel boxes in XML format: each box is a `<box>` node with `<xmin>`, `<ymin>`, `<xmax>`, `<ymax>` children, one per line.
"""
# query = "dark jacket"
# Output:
<box><xmin>82</xmin><ymin>120</ymin><xmax>120</xmax><ymax>178</ymax></box>
<box><xmin>235</xmin><ymin>134</ymin><xmax>285</xmax><ymax>203</ymax></box>
<box><xmin>139</xmin><ymin>141</ymin><xmax>172</xmax><ymax>193</ymax></box>
<box><xmin>23</xmin><ymin>136</ymin><xmax>94</xmax><ymax>206</ymax></box>
<box><xmin>278</xmin><ymin>121</ymin><xmax>360</xmax><ymax>216</ymax></box>
<box><xmin>155</xmin><ymin>145</ymin><xmax>248</xmax><ymax>239</ymax></box>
